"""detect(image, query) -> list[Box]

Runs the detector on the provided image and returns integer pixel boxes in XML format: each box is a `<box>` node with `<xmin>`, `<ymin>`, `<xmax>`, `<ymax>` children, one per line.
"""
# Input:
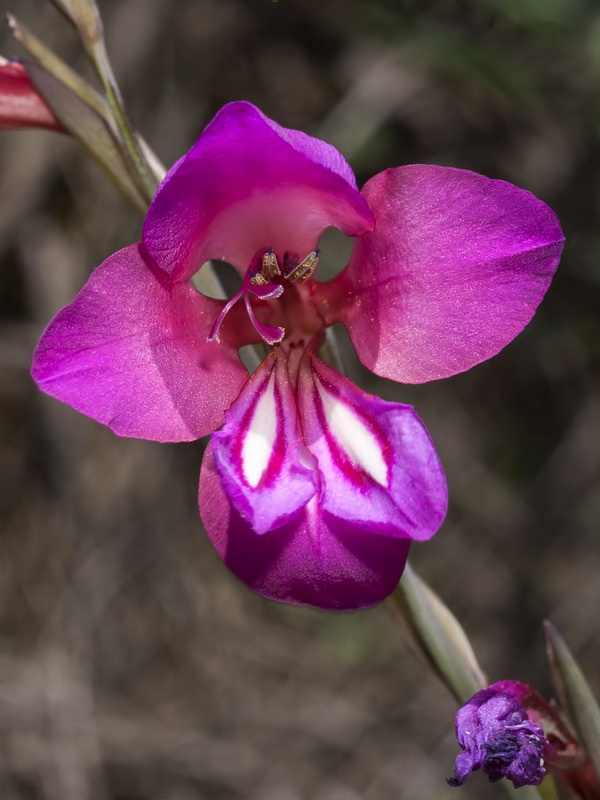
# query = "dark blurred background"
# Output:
<box><xmin>0</xmin><ymin>0</ymin><xmax>598</xmax><ymax>798</ymax></box>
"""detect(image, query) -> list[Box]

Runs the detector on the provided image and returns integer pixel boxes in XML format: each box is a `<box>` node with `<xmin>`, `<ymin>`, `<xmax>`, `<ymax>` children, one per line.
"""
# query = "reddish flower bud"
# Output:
<box><xmin>0</xmin><ymin>58</ymin><xmax>63</xmax><ymax>132</ymax></box>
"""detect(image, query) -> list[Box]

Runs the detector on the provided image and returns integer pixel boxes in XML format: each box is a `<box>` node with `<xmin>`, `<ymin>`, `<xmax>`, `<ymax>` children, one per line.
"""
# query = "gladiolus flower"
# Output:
<box><xmin>0</xmin><ymin>58</ymin><xmax>63</xmax><ymax>132</ymax></box>
<box><xmin>31</xmin><ymin>102</ymin><xmax>564</xmax><ymax>609</ymax></box>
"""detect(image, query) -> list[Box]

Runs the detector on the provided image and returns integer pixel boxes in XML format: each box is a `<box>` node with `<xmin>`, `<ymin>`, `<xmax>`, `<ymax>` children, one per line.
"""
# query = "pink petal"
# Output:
<box><xmin>339</xmin><ymin>165</ymin><xmax>564</xmax><ymax>383</ymax></box>
<box><xmin>297</xmin><ymin>357</ymin><xmax>447</xmax><ymax>540</ymax></box>
<box><xmin>199</xmin><ymin>446</ymin><xmax>411</xmax><ymax>609</ymax></box>
<box><xmin>32</xmin><ymin>244</ymin><xmax>248</xmax><ymax>441</ymax></box>
<box><xmin>0</xmin><ymin>59</ymin><xmax>64</xmax><ymax>132</ymax></box>
<box><xmin>211</xmin><ymin>351</ymin><xmax>317</xmax><ymax>535</ymax></box>
<box><xmin>143</xmin><ymin>101</ymin><xmax>374</xmax><ymax>281</ymax></box>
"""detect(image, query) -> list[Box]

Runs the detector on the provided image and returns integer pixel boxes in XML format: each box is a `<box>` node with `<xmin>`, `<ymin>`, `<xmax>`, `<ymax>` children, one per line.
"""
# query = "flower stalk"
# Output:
<box><xmin>385</xmin><ymin>566</ymin><xmax>600</xmax><ymax>799</ymax></box>
<box><xmin>46</xmin><ymin>0</ymin><xmax>158</xmax><ymax>202</ymax></box>
<box><xmin>385</xmin><ymin>563</ymin><xmax>487</xmax><ymax>704</ymax></box>
<box><xmin>385</xmin><ymin>569</ymin><xmax>549</xmax><ymax>800</ymax></box>
<box><xmin>84</xmin><ymin>34</ymin><xmax>157</xmax><ymax>203</ymax></box>
<box><xmin>6</xmin><ymin>11</ymin><xmax>234</xmax><ymax>295</ymax></box>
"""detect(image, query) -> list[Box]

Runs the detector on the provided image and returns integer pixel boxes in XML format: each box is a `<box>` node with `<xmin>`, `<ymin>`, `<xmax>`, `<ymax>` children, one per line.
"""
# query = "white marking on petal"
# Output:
<box><xmin>316</xmin><ymin>381</ymin><xmax>389</xmax><ymax>487</ymax></box>
<box><xmin>241</xmin><ymin>373</ymin><xmax>278</xmax><ymax>488</ymax></box>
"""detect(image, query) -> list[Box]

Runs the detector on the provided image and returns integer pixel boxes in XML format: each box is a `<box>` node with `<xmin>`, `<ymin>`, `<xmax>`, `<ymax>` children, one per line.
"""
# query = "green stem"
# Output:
<box><xmin>85</xmin><ymin>36</ymin><xmax>157</xmax><ymax>203</ymax></box>
<box><xmin>385</xmin><ymin>567</ymin><xmax>545</xmax><ymax>799</ymax></box>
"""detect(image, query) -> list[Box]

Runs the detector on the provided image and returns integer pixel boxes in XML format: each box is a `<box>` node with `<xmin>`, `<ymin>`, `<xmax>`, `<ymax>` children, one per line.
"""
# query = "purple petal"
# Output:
<box><xmin>199</xmin><ymin>446</ymin><xmax>411</xmax><ymax>609</ymax></box>
<box><xmin>211</xmin><ymin>351</ymin><xmax>317</xmax><ymax>535</ymax></box>
<box><xmin>297</xmin><ymin>357</ymin><xmax>447</xmax><ymax>540</ymax></box>
<box><xmin>32</xmin><ymin>244</ymin><xmax>248</xmax><ymax>441</ymax></box>
<box><xmin>339</xmin><ymin>165</ymin><xmax>564</xmax><ymax>383</ymax></box>
<box><xmin>143</xmin><ymin>101</ymin><xmax>374</xmax><ymax>281</ymax></box>
<box><xmin>448</xmin><ymin>685</ymin><xmax>547</xmax><ymax>789</ymax></box>
<box><xmin>487</xmin><ymin>680</ymin><xmax>579</xmax><ymax>771</ymax></box>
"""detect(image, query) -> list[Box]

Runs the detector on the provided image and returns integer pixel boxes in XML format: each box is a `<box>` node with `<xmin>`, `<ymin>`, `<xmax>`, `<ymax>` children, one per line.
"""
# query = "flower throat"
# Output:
<box><xmin>207</xmin><ymin>247</ymin><xmax>320</xmax><ymax>346</ymax></box>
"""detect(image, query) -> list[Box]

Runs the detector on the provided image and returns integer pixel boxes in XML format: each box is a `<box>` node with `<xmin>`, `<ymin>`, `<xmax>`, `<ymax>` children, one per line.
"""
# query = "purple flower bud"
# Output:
<box><xmin>448</xmin><ymin>684</ymin><xmax>547</xmax><ymax>789</ymax></box>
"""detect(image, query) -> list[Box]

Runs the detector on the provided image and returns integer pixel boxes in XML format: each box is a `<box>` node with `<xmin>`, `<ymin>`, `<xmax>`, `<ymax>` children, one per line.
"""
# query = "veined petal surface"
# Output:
<box><xmin>32</xmin><ymin>244</ymin><xmax>248</xmax><ymax>441</ymax></box>
<box><xmin>143</xmin><ymin>101</ymin><xmax>374</xmax><ymax>281</ymax></box>
<box><xmin>211</xmin><ymin>351</ymin><xmax>317</xmax><ymax>535</ymax></box>
<box><xmin>199</xmin><ymin>447</ymin><xmax>411</xmax><ymax>610</ymax></box>
<box><xmin>339</xmin><ymin>165</ymin><xmax>565</xmax><ymax>384</ymax></box>
<box><xmin>297</xmin><ymin>357</ymin><xmax>447</xmax><ymax>540</ymax></box>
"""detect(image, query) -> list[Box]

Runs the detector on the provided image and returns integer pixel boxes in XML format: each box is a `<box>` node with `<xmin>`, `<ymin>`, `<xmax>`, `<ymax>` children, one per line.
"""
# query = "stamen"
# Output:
<box><xmin>207</xmin><ymin>260</ymin><xmax>282</xmax><ymax>344</ymax></box>
<box><xmin>284</xmin><ymin>250</ymin><xmax>320</xmax><ymax>284</ymax></box>
<box><xmin>207</xmin><ymin>245</ymin><xmax>321</xmax><ymax>346</ymax></box>
<box><xmin>262</xmin><ymin>247</ymin><xmax>281</xmax><ymax>279</ymax></box>
<box><xmin>249</xmin><ymin>271</ymin><xmax>268</xmax><ymax>286</ymax></box>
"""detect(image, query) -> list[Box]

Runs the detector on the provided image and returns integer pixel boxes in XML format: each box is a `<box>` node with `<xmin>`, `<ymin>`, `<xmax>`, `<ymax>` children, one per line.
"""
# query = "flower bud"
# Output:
<box><xmin>448</xmin><ymin>680</ymin><xmax>583</xmax><ymax>790</ymax></box>
<box><xmin>0</xmin><ymin>58</ymin><xmax>63</xmax><ymax>131</ymax></box>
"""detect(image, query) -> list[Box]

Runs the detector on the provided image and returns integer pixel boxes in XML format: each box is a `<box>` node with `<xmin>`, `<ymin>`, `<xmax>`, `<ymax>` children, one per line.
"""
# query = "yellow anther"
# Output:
<box><xmin>262</xmin><ymin>249</ymin><xmax>281</xmax><ymax>279</ymax></box>
<box><xmin>284</xmin><ymin>250</ymin><xmax>319</xmax><ymax>284</ymax></box>
<box><xmin>250</xmin><ymin>273</ymin><xmax>269</xmax><ymax>286</ymax></box>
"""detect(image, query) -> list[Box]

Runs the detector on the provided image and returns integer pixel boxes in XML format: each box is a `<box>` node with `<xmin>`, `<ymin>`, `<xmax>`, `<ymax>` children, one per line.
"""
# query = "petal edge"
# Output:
<box><xmin>340</xmin><ymin>165</ymin><xmax>564</xmax><ymax>384</ymax></box>
<box><xmin>32</xmin><ymin>244</ymin><xmax>248</xmax><ymax>441</ymax></box>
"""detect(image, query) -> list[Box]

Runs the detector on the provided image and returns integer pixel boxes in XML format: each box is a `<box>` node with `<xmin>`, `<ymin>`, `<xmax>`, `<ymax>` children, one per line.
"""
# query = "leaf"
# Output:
<box><xmin>544</xmin><ymin>621</ymin><xmax>600</xmax><ymax>780</ymax></box>
<box><xmin>47</xmin><ymin>0</ymin><xmax>102</xmax><ymax>43</ymax></box>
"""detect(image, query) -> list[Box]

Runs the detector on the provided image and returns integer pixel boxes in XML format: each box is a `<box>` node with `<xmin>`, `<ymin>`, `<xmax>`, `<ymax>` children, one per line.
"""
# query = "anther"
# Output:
<box><xmin>262</xmin><ymin>247</ymin><xmax>281</xmax><ymax>279</ymax></box>
<box><xmin>284</xmin><ymin>250</ymin><xmax>320</xmax><ymax>284</ymax></box>
<box><xmin>249</xmin><ymin>271</ymin><xmax>268</xmax><ymax>286</ymax></box>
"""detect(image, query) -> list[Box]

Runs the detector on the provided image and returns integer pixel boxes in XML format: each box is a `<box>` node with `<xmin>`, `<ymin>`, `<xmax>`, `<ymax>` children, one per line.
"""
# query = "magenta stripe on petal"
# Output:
<box><xmin>297</xmin><ymin>357</ymin><xmax>447</xmax><ymax>541</ymax></box>
<box><xmin>339</xmin><ymin>165</ymin><xmax>565</xmax><ymax>384</ymax></box>
<box><xmin>200</xmin><ymin>446</ymin><xmax>411</xmax><ymax>609</ymax></box>
<box><xmin>143</xmin><ymin>102</ymin><xmax>374</xmax><ymax>282</ymax></box>
<box><xmin>32</xmin><ymin>244</ymin><xmax>248</xmax><ymax>442</ymax></box>
<box><xmin>211</xmin><ymin>351</ymin><xmax>317</xmax><ymax>535</ymax></box>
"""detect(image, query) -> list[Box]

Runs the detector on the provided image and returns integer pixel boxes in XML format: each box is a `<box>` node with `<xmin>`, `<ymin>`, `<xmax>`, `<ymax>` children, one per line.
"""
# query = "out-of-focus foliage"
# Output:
<box><xmin>0</xmin><ymin>1</ymin><xmax>597</xmax><ymax>798</ymax></box>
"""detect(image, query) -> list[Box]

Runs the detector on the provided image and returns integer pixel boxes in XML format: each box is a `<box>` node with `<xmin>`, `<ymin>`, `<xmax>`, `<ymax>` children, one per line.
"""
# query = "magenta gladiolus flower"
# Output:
<box><xmin>32</xmin><ymin>102</ymin><xmax>564</xmax><ymax>609</ymax></box>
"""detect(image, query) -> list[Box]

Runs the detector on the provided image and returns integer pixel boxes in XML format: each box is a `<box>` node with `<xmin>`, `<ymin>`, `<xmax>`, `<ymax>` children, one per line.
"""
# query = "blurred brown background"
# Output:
<box><xmin>0</xmin><ymin>0</ymin><xmax>598</xmax><ymax>798</ymax></box>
